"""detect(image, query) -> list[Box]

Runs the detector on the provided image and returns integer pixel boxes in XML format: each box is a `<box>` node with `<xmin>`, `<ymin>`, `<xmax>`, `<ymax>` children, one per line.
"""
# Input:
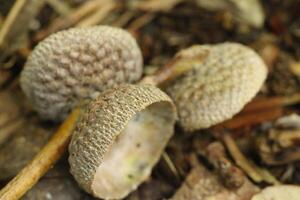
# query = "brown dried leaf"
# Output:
<box><xmin>171</xmin><ymin>163</ymin><xmax>259</xmax><ymax>200</ymax></box>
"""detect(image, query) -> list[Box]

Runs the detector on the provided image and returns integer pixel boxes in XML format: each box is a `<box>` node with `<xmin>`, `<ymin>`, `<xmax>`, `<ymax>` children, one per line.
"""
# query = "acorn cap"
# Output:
<box><xmin>165</xmin><ymin>42</ymin><xmax>267</xmax><ymax>132</ymax></box>
<box><xmin>251</xmin><ymin>185</ymin><xmax>300</xmax><ymax>200</ymax></box>
<box><xmin>20</xmin><ymin>26</ymin><xmax>143</xmax><ymax>121</ymax></box>
<box><xmin>68</xmin><ymin>84</ymin><xmax>177</xmax><ymax>199</ymax></box>
<box><xmin>196</xmin><ymin>0</ymin><xmax>265</xmax><ymax>28</ymax></box>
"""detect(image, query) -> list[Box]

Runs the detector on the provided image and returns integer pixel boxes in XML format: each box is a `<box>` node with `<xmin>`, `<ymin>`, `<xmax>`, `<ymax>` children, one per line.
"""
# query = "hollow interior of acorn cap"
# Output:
<box><xmin>91</xmin><ymin>101</ymin><xmax>174</xmax><ymax>199</ymax></box>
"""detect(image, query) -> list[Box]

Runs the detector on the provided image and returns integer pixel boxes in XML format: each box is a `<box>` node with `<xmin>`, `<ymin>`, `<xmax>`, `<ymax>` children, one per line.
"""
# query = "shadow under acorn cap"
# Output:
<box><xmin>68</xmin><ymin>84</ymin><xmax>177</xmax><ymax>199</ymax></box>
<box><xmin>20</xmin><ymin>26</ymin><xmax>143</xmax><ymax>121</ymax></box>
<box><xmin>164</xmin><ymin>42</ymin><xmax>268</xmax><ymax>132</ymax></box>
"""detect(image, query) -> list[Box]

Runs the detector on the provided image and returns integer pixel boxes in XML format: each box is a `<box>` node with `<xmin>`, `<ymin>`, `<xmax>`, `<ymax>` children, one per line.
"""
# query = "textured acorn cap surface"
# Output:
<box><xmin>196</xmin><ymin>0</ymin><xmax>265</xmax><ymax>28</ymax></box>
<box><xmin>68</xmin><ymin>84</ymin><xmax>177</xmax><ymax>199</ymax></box>
<box><xmin>251</xmin><ymin>185</ymin><xmax>300</xmax><ymax>200</ymax></box>
<box><xmin>165</xmin><ymin>42</ymin><xmax>267</xmax><ymax>132</ymax></box>
<box><xmin>20</xmin><ymin>26</ymin><xmax>143</xmax><ymax>121</ymax></box>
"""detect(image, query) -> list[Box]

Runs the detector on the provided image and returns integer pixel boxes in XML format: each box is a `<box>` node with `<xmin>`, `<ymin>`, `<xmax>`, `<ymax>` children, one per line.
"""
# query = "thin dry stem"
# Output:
<box><xmin>243</xmin><ymin>93</ymin><xmax>300</xmax><ymax>113</ymax></box>
<box><xmin>128</xmin><ymin>13</ymin><xmax>155</xmax><ymax>32</ymax></box>
<box><xmin>76</xmin><ymin>1</ymin><xmax>116</xmax><ymax>27</ymax></box>
<box><xmin>162</xmin><ymin>152</ymin><xmax>181</xmax><ymax>179</ymax></box>
<box><xmin>0</xmin><ymin>0</ymin><xmax>45</xmax><ymax>55</ymax></box>
<box><xmin>215</xmin><ymin>107</ymin><xmax>283</xmax><ymax>130</ymax></box>
<box><xmin>223</xmin><ymin>133</ymin><xmax>263</xmax><ymax>182</ymax></box>
<box><xmin>0</xmin><ymin>108</ymin><xmax>81</xmax><ymax>200</ymax></box>
<box><xmin>45</xmin><ymin>0</ymin><xmax>71</xmax><ymax>16</ymax></box>
<box><xmin>140</xmin><ymin>53</ymin><xmax>206</xmax><ymax>86</ymax></box>
<box><xmin>34</xmin><ymin>0</ymin><xmax>104</xmax><ymax>41</ymax></box>
<box><xmin>223</xmin><ymin>133</ymin><xmax>279</xmax><ymax>184</ymax></box>
<box><xmin>0</xmin><ymin>0</ymin><xmax>26</xmax><ymax>47</ymax></box>
<box><xmin>112</xmin><ymin>11</ymin><xmax>137</xmax><ymax>27</ymax></box>
<box><xmin>135</xmin><ymin>0</ymin><xmax>183</xmax><ymax>12</ymax></box>
<box><xmin>0</xmin><ymin>117</ymin><xmax>24</xmax><ymax>146</ymax></box>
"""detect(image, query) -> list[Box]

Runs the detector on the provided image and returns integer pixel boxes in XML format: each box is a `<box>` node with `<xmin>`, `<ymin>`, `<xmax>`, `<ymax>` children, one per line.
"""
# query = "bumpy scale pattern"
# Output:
<box><xmin>68</xmin><ymin>84</ymin><xmax>176</xmax><ymax>196</ymax></box>
<box><xmin>165</xmin><ymin>43</ymin><xmax>267</xmax><ymax>132</ymax></box>
<box><xmin>20</xmin><ymin>26</ymin><xmax>143</xmax><ymax>121</ymax></box>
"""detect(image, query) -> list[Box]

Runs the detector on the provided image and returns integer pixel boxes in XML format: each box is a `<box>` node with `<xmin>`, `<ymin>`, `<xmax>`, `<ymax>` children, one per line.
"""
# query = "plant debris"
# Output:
<box><xmin>1</xmin><ymin>0</ymin><xmax>300</xmax><ymax>199</ymax></box>
<box><xmin>256</xmin><ymin>114</ymin><xmax>300</xmax><ymax>165</ymax></box>
<box><xmin>171</xmin><ymin>160</ymin><xmax>259</xmax><ymax>200</ymax></box>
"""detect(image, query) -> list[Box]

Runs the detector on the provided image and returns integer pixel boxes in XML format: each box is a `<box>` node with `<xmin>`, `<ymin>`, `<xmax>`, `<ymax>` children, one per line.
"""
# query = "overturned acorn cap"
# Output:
<box><xmin>68</xmin><ymin>84</ymin><xmax>177</xmax><ymax>199</ymax></box>
<box><xmin>165</xmin><ymin>42</ymin><xmax>267</xmax><ymax>132</ymax></box>
<box><xmin>20</xmin><ymin>26</ymin><xmax>143</xmax><ymax>121</ymax></box>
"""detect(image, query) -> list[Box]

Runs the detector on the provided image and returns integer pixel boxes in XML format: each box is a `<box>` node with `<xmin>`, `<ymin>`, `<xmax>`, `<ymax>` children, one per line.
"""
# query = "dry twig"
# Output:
<box><xmin>223</xmin><ymin>133</ymin><xmax>279</xmax><ymax>185</ymax></box>
<box><xmin>135</xmin><ymin>0</ymin><xmax>183</xmax><ymax>12</ymax></box>
<box><xmin>0</xmin><ymin>108</ymin><xmax>81</xmax><ymax>200</ymax></box>
<box><xmin>243</xmin><ymin>93</ymin><xmax>300</xmax><ymax>113</ymax></box>
<box><xmin>215</xmin><ymin>93</ymin><xmax>300</xmax><ymax>130</ymax></box>
<box><xmin>128</xmin><ymin>13</ymin><xmax>156</xmax><ymax>33</ymax></box>
<box><xmin>0</xmin><ymin>118</ymin><xmax>24</xmax><ymax>146</ymax></box>
<box><xmin>34</xmin><ymin>0</ymin><xmax>105</xmax><ymax>41</ymax></box>
<box><xmin>215</xmin><ymin>107</ymin><xmax>283</xmax><ymax>130</ymax></box>
<box><xmin>45</xmin><ymin>0</ymin><xmax>71</xmax><ymax>16</ymax></box>
<box><xmin>76</xmin><ymin>1</ymin><xmax>116</xmax><ymax>27</ymax></box>
<box><xmin>0</xmin><ymin>0</ymin><xmax>45</xmax><ymax>64</ymax></box>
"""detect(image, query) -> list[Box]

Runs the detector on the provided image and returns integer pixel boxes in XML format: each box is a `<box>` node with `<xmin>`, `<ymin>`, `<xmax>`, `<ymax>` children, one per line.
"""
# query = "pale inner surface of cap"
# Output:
<box><xmin>91</xmin><ymin>102</ymin><xmax>174</xmax><ymax>199</ymax></box>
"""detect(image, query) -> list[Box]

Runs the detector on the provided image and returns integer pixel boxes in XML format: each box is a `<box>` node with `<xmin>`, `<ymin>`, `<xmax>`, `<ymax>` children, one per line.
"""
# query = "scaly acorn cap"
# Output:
<box><xmin>165</xmin><ymin>42</ymin><xmax>267</xmax><ymax>132</ymax></box>
<box><xmin>68</xmin><ymin>84</ymin><xmax>177</xmax><ymax>199</ymax></box>
<box><xmin>196</xmin><ymin>0</ymin><xmax>265</xmax><ymax>28</ymax></box>
<box><xmin>20</xmin><ymin>26</ymin><xmax>143</xmax><ymax>121</ymax></box>
<box><xmin>251</xmin><ymin>185</ymin><xmax>300</xmax><ymax>200</ymax></box>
